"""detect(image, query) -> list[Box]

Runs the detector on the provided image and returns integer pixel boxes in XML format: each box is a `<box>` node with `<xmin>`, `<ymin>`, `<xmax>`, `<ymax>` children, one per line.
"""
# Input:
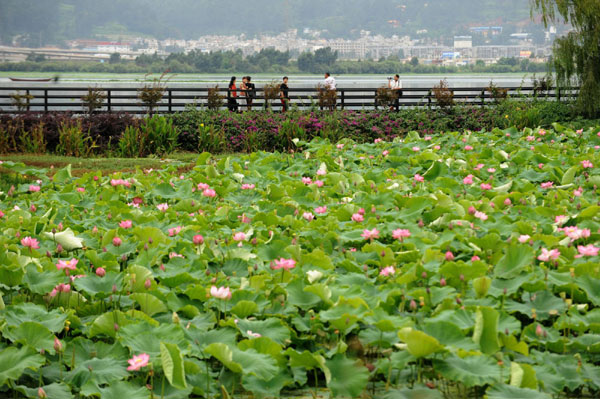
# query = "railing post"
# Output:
<box><xmin>44</xmin><ymin>89</ymin><xmax>48</xmax><ymax>113</ymax></box>
<box><xmin>341</xmin><ymin>89</ymin><xmax>345</xmax><ymax>110</ymax></box>
<box><xmin>168</xmin><ymin>90</ymin><xmax>172</xmax><ymax>113</ymax></box>
<box><xmin>374</xmin><ymin>90</ymin><xmax>378</xmax><ymax>110</ymax></box>
<box><xmin>427</xmin><ymin>90</ymin><xmax>431</xmax><ymax>108</ymax></box>
<box><xmin>26</xmin><ymin>89</ymin><xmax>31</xmax><ymax>112</ymax></box>
<box><xmin>481</xmin><ymin>89</ymin><xmax>485</xmax><ymax>107</ymax></box>
<box><xmin>557</xmin><ymin>87</ymin><xmax>561</xmax><ymax>102</ymax></box>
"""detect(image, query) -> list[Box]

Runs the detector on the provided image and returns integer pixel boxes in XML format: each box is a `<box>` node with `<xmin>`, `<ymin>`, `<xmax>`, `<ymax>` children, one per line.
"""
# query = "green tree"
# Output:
<box><xmin>109</xmin><ymin>53</ymin><xmax>122</xmax><ymax>64</ymax></box>
<box><xmin>531</xmin><ymin>0</ymin><xmax>600</xmax><ymax>117</ymax></box>
<box><xmin>410</xmin><ymin>57</ymin><xmax>419</xmax><ymax>66</ymax></box>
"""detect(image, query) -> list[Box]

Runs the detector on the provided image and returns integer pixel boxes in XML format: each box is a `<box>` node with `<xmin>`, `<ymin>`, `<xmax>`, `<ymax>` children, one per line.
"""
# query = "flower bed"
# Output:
<box><xmin>0</xmin><ymin>125</ymin><xmax>599</xmax><ymax>398</ymax></box>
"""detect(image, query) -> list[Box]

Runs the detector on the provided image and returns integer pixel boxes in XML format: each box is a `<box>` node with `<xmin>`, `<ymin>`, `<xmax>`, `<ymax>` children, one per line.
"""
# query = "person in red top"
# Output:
<box><xmin>227</xmin><ymin>76</ymin><xmax>238</xmax><ymax>112</ymax></box>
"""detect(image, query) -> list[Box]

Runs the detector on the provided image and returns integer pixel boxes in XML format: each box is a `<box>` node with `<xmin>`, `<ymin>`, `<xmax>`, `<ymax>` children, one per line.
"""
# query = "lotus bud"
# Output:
<box><xmin>459</xmin><ymin>274</ymin><xmax>465</xmax><ymax>282</ymax></box>
<box><xmin>148</xmin><ymin>238</ymin><xmax>153</xmax><ymax>244</ymax></box>
<box><xmin>535</xmin><ymin>324</ymin><xmax>543</xmax><ymax>337</ymax></box>
<box><xmin>445</xmin><ymin>251</ymin><xmax>455</xmax><ymax>261</ymax></box>
<box><xmin>112</xmin><ymin>284</ymin><xmax>118</xmax><ymax>293</ymax></box>
<box><xmin>473</xmin><ymin>276</ymin><xmax>491</xmax><ymax>298</ymax></box>
<box><xmin>112</xmin><ymin>237</ymin><xmax>122</xmax><ymax>247</ymax></box>
<box><xmin>144</xmin><ymin>279</ymin><xmax>152</xmax><ymax>289</ymax></box>
<box><xmin>251</xmin><ymin>238</ymin><xmax>257</xmax><ymax>245</ymax></box>
<box><xmin>114</xmin><ymin>323</ymin><xmax>119</xmax><ymax>331</ymax></box>
<box><xmin>503</xmin><ymin>288</ymin><xmax>508</xmax><ymax>295</ymax></box>
<box><xmin>38</xmin><ymin>388</ymin><xmax>47</xmax><ymax>399</ymax></box>
<box><xmin>409</xmin><ymin>299</ymin><xmax>417</xmax><ymax>310</ymax></box>
<box><xmin>421</xmin><ymin>271</ymin><xmax>427</xmax><ymax>279</ymax></box>
<box><xmin>95</xmin><ymin>267</ymin><xmax>106</xmax><ymax>277</ymax></box>
<box><xmin>418</xmin><ymin>219</ymin><xmax>424</xmax><ymax>227</ymax></box>
<box><xmin>505</xmin><ymin>328</ymin><xmax>509</xmax><ymax>335</ymax></box>
<box><xmin>46</xmin><ymin>251</ymin><xmax>52</xmax><ymax>258</ymax></box>
<box><xmin>160</xmin><ymin>264</ymin><xmax>165</xmax><ymax>271</ymax></box>
<box><xmin>440</xmin><ymin>277</ymin><xmax>447</xmax><ymax>287</ymax></box>
<box><xmin>144</xmin><ymin>243</ymin><xmax>149</xmax><ymax>251</ymax></box>
<box><xmin>193</xmin><ymin>235</ymin><xmax>204</xmax><ymax>245</ymax></box>
<box><xmin>53</xmin><ymin>337</ymin><xmax>63</xmax><ymax>353</ymax></box>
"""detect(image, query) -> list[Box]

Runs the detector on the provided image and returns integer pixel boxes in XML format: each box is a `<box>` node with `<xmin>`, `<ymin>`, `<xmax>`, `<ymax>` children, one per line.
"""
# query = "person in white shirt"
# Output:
<box><xmin>324</xmin><ymin>72</ymin><xmax>336</xmax><ymax>90</ymax></box>
<box><xmin>388</xmin><ymin>74</ymin><xmax>403</xmax><ymax>110</ymax></box>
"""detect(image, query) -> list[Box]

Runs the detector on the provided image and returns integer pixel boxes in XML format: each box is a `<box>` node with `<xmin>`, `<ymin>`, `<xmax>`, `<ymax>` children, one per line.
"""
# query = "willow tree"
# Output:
<box><xmin>531</xmin><ymin>0</ymin><xmax>600</xmax><ymax>117</ymax></box>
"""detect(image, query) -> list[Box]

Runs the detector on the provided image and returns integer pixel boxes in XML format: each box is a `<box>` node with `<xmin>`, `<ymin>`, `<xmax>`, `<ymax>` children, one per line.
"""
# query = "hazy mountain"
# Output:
<box><xmin>0</xmin><ymin>0</ymin><xmax>542</xmax><ymax>46</ymax></box>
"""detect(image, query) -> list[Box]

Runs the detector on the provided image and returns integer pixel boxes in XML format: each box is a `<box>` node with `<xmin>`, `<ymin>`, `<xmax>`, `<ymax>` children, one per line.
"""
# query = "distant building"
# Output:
<box><xmin>454</xmin><ymin>36</ymin><xmax>472</xmax><ymax>48</ymax></box>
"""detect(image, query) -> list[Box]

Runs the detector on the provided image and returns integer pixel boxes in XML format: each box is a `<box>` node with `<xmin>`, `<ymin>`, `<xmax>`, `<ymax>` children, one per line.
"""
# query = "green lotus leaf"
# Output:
<box><xmin>433</xmin><ymin>355</ymin><xmax>501</xmax><ymax>387</ymax></box>
<box><xmin>161</xmin><ymin>342</ymin><xmax>187</xmax><ymax>389</ymax></box>
<box><xmin>326</xmin><ymin>355</ymin><xmax>370</xmax><ymax>399</ymax></box>
<box><xmin>485</xmin><ymin>384</ymin><xmax>551</xmax><ymax>399</ymax></box>
<box><xmin>0</xmin><ymin>346</ymin><xmax>46</xmax><ymax>386</ymax></box>
<box><xmin>398</xmin><ymin>328</ymin><xmax>443</xmax><ymax>358</ymax></box>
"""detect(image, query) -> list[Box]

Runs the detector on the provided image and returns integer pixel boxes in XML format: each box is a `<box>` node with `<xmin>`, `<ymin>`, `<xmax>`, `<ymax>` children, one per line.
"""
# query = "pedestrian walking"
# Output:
<box><xmin>227</xmin><ymin>76</ymin><xmax>238</xmax><ymax>112</ymax></box>
<box><xmin>280</xmin><ymin>76</ymin><xmax>290</xmax><ymax>112</ymax></box>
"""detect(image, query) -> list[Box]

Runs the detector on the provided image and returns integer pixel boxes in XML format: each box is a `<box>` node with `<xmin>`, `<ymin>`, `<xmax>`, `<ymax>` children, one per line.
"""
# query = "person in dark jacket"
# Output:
<box><xmin>280</xmin><ymin>76</ymin><xmax>290</xmax><ymax>112</ymax></box>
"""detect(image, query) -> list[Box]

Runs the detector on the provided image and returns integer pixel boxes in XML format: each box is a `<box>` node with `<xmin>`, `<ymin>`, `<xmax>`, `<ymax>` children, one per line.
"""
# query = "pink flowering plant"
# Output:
<box><xmin>0</xmin><ymin>126</ymin><xmax>598</xmax><ymax>398</ymax></box>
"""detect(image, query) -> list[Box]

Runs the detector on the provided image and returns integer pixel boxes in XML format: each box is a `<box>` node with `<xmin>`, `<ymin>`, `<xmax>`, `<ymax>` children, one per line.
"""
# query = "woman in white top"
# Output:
<box><xmin>388</xmin><ymin>74</ymin><xmax>403</xmax><ymax>110</ymax></box>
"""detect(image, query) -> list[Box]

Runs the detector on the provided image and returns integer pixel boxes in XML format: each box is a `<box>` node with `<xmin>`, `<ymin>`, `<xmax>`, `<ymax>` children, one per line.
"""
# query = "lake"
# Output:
<box><xmin>0</xmin><ymin>72</ymin><xmax>537</xmax><ymax>89</ymax></box>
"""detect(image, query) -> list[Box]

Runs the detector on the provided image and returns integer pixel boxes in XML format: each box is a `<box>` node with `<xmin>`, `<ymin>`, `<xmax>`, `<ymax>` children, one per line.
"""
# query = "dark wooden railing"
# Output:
<box><xmin>0</xmin><ymin>85</ymin><xmax>579</xmax><ymax>114</ymax></box>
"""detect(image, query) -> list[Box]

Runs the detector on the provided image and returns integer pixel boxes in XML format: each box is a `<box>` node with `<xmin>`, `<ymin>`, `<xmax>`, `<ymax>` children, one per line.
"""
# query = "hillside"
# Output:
<box><xmin>0</xmin><ymin>0</ymin><xmax>546</xmax><ymax>46</ymax></box>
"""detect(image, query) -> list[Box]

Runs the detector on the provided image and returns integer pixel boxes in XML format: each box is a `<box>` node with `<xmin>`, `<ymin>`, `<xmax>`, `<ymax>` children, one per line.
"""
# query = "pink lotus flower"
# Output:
<box><xmin>110</xmin><ymin>179</ymin><xmax>131</xmax><ymax>188</ymax></box>
<box><xmin>582</xmin><ymin>160</ymin><xmax>593</xmax><ymax>169</ymax></box>
<box><xmin>474</xmin><ymin>164</ymin><xmax>485</xmax><ymax>171</ymax></box>
<box><xmin>538</xmin><ymin>129</ymin><xmax>547</xmax><ymax>136</ymax></box>
<box><xmin>518</xmin><ymin>235</ymin><xmax>531</xmax><ymax>243</ymax></box>
<box><xmin>540</xmin><ymin>182</ymin><xmax>554</xmax><ymax>189</ymax></box>
<box><xmin>463</xmin><ymin>175</ymin><xmax>474</xmax><ymax>185</ymax></box>
<box><xmin>445</xmin><ymin>251</ymin><xmax>455</xmax><ymax>261</ymax></box>
<box><xmin>314</xmin><ymin>206</ymin><xmax>327</xmax><ymax>214</ymax></box>
<box><xmin>474</xmin><ymin>211</ymin><xmax>488</xmax><ymax>221</ymax></box>
<box><xmin>272</xmin><ymin>258</ymin><xmax>296</xmax><ymax>270</ymax></box>
<box><xmin>169</xmin><ymin>252</ymin><xmax>184</xmax><ymax>259</ymax></box>
<box><xmin>574</xmin><ymin>187</ymin><xmax>583</xmax><ymax>197</ymax></box>
<box><xmin>392</xmin><ymin>229</ymin><xmax>411</xmax><ymax>240</ymax></box>
<box><xmin>247</xmin><ymin>330</ymin><xmax>262</xmax><ymax>338</ymax></box>
<box><xmin>203</xmin><ymin>188</ymin><xmax>216</xmax><ymax>198</ymax></box>
<box><xmin>414</xmin><ymin>174</ymin><xmax>424</xmax><ymax>183</ymax></box>
<box><xmin>168</xmin><ymin>226</ymin><xmax>183</xmax><ymax>237</ymax></box>
<box><xmin>157</xmin><ymin>203</ymin><xmax>169</xmax><ymax>212</ymax></box>
<box><xmin>303</xmin><ymin>212</ymin><xmax>315</xmax><ymax>221</ymax></box>
<box><xmin>434</xmin><ymin>145</ymin><xmax>441</xmax><ymax>150</ymax></box>
<box><xmin>314</xmin><ymin>180</ymin><xmax>324</xmax><ymax>187</ymax></box>
<box><xmin>374</xmin><ymin>138</ymin><xmax>383</xmax><ymax>143</ymax></box>
<box><xmin>49</xmin><ymin>283</ymin><xmax>71</xmax><ymax>297</ymax></box>
<box><xmin>96</xmin><ymin>267</ymin><xmax>106</xmax><ymax>277</ymax></box>
<box><xmin>471</xmin><ymin>255</ymin><xmax>481</xmax><ymax>261</ymax></box>
<box><xmin>351</xmin><ymin>213</ymin><xmax>364</xmax><ymax>223</ymax></box>
<box><xmin>336</xmin><ymin>143</ymin><xmax>344</xmax><ymax>149</ymax></box>
<box><xmin>119</xmin><ymin>220</ymin><xmax>132</xmax><ymax>229</ymax></box>
<box><xmin>361</xmin><ymin>228</ymin><xmax>380</xmax><ymax>241</ymax></box>
<box><xmin>233</xmin><ymin>232</ymin><xmax>247</xmax><ymax>244</ymax></box>
<box><xmin>29</xmin><ymin>185</ymin><xmax>41</xmax><ymax>192</ymax></box>
<box><xmin>112</xmin><ymin>237</ymin><xmax>122</xmax><ymax>247</ymax></box>
<box><xmin>21</xmin><ymin>236</ymin><xmax>40</xmax><ymax>249</ymax></box>
<box><xmin>316</xmin><ymin>169</ymin><xmax>327</xmax><ymax>176</ymax></box>
<box><xmin>302</xmin><ymin>177</ymin><xmax>313</xmax><ymax>185</ymax></box>
<box><xmin>480</xmin><ymin>183</ymin><xmax>492</xmax><ymax>190</ymax></box>
<box><xmin>465</xmin><ymin>145</ymin><xmax>473</xmax><ymax>151</ymax></box>
<box><xmin>380</xmin><ymin>266</ymin><xmax>395</xmax><ymax>277</ymax></box>
<box><xmin>241</xmin><ymin>183</ymin><xmax>255</xmax><ymax>190</ymax></box>
<box><xmin>382</xmin><ymin>150</ymin><xmax>389</xmax><ymax>157</ymax></box>
<box><xmin>56</xmin><ymin>258</ymin><xmax>78</xmax><ymax>271</ymax></box>
<box><xmin>487</xmin><ymin>168</ymin><xmax>496</xmax><ymax>173</ymax></box>
<box><xmin>127</xmin><ymin>353</ymin><xmax>150</xmax><ymax>371</ymax></box>
<box><xmin>577</xmin><ymin>245</ymin><xmax>599</xmax><ymax>257</ymax></box>
<box><xmin>0</xmin><ymin>210</ymin><xmax>4</xmax><ymax>218</ymax></box>
<box><xmin>193</xmin><ymin>235</ymin><xmax>204</xmax><ymax>245</ymax></box>
<box><xmin>526</xmin><ymin>135</ymin><xmax>535</xmax><ymax>142</ymax></box>
<box><xmin>76</xmin><ymin>187</ymin><xmax>85</xmax><ymax>193</ymax></box>
<box><xmin>210</xmin><ymin>286</ymin><xmax>232</xmax><ymax>300</ymax></box>
<box><xmin>468</xmin><ymin>206</ymin><xmax>476</xmax><ymax>215</ymax></box>
<box><xmin>504</xmin><ymin>198</ymin><xmax>512</xmax><ymax>206</ymax></box>
<box><xmin>538</xmin><ymin>248</ymin><xmax>560</xmax><ymax>262</ymax></box>
<box><xmin>555</xmin><ymin>215</ymin><xmax>568</xmax><ymax>225</ymax></box>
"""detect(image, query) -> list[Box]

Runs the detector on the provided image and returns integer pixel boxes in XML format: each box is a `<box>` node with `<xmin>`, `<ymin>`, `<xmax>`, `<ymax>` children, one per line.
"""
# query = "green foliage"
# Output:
<box><xmin>19</xmin><ymin>122</ymin><xmax>46</xmax><ymax>154</ymax></box>
<box><xmin>0</xmin><ymin>127</ymin><xmax>599</xmax><ymax>397</ymax></box>
<box><xmin>532</xmin><ymin>0</ymin><xmax>600</xmax><ymax>117</ymax></box>
<box><xmin>56</xmin><ymin>120</ymin><xmax>96</xmax><ymax>157</ymax></box>
<box><xmin>118</xmin><ymin>115</ymin><xmax>179</xmax><ymax>157</ymax></box>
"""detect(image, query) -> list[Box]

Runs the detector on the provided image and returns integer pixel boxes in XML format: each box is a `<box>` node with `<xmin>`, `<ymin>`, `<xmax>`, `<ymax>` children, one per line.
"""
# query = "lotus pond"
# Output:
<box><xmin>0</xmin><ymin>125</ymin><xmax>600</xmax><ymax>399</ymax></box>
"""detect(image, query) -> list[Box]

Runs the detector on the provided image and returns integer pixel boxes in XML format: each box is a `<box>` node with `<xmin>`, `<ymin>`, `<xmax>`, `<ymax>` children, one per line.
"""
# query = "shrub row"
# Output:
<box><xmin>0</xmin><ymin>99</ymin><xmax>592</xmax><ymax>156</ymax></box>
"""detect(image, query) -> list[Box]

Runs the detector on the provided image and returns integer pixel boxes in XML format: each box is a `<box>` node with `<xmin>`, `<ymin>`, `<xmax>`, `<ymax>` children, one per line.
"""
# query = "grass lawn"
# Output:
<box><xmin>0</xmin><ymin>152</ymin><xmax>200</xmax><ymax>176</ymax></box>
